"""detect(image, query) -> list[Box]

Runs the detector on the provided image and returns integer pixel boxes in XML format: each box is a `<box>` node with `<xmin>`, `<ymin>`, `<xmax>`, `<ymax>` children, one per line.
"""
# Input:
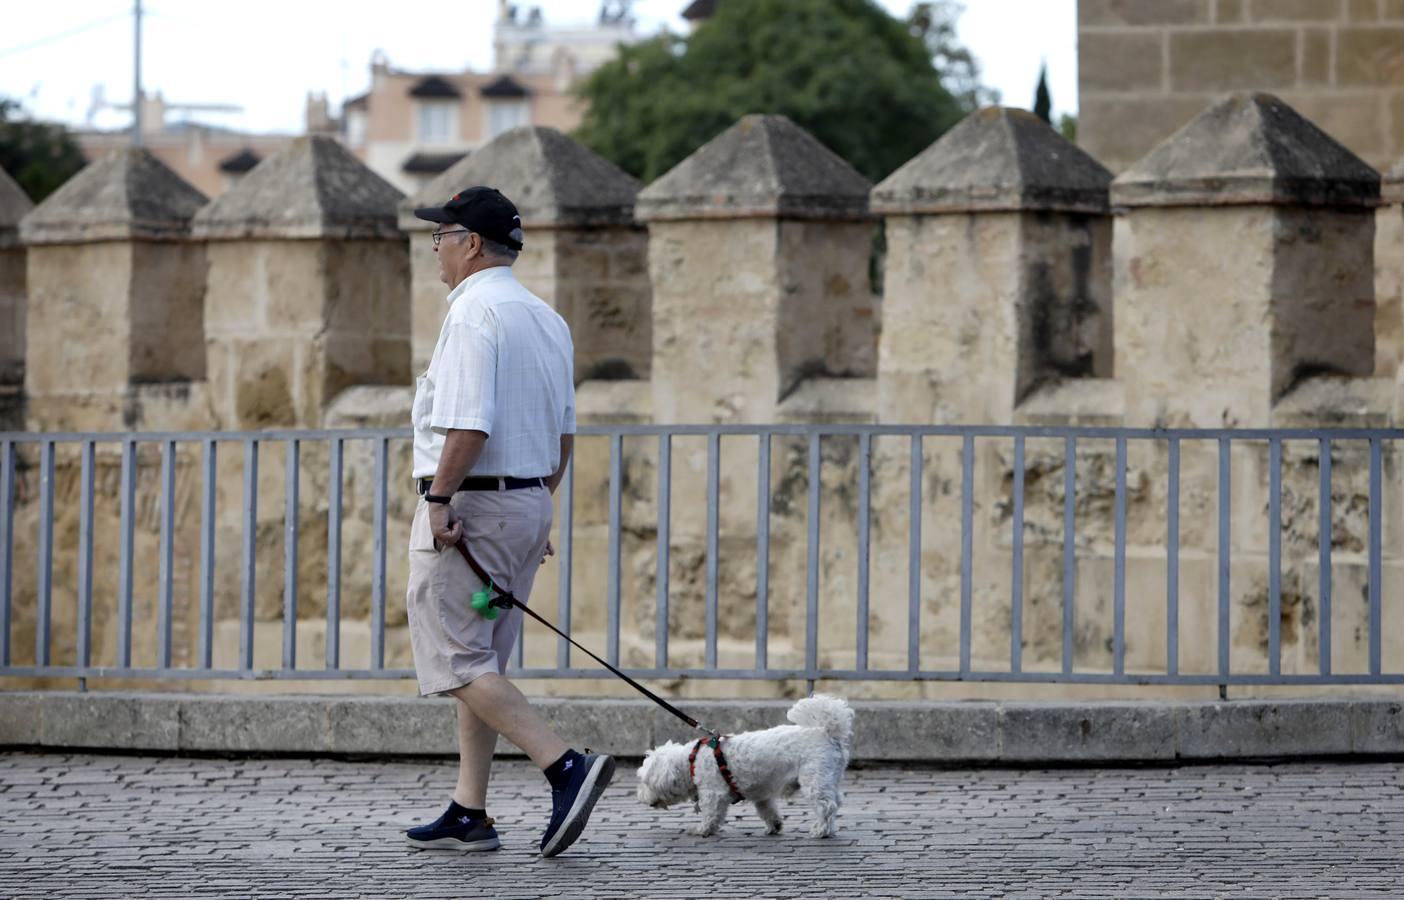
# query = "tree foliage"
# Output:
<box><xmin>0</xmin><ymin>98</ymin><xmax>86</xmax><ymax>202</ymax></box>
<box><xmin>574</xmin><ymin>0</ymin><xmax>988</xmax><ymax>183</ymax></box>
<box><xmin>1033</xmin><ymin>65</ymin><xmax>1051</xmax><ymax>123</ymax></box>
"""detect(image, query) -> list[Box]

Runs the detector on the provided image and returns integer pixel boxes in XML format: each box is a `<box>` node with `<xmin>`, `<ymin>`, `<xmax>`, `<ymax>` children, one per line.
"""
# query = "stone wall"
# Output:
<box><xmin>6</xmin><ymin>102</ymin><xmax>1404</xmax><ymax>701</ymax></box>
<box><xmin>1079</xmin><ymin>0</ymin><xmax>1404</xmax><ymax>172</ymax></box>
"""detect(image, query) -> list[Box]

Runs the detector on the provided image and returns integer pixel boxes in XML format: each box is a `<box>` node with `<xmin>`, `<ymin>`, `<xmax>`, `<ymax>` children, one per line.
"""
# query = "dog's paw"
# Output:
<box><xmin>686</xmin><ymin>823</ymin><xmax>719</xmax><ymax>837</ymax></box>
<box><xmin>765</xmin><ymin>821</ymin><xmax>783</xmax><ymax>835</ymax></box>
<box><xmin>807</xmin><ymin>823</ymin><xmax>835</xmax><ymax>838</ymax></box>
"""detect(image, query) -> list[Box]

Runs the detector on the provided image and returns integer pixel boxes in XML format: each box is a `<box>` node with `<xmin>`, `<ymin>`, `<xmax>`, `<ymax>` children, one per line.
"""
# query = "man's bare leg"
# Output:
<box><xmin>452</xmin><ymin>697</ymin><xmax>499</xmax><ymax>808</ymax></box>
<box><xmin>448</xmin><ymin>674</ymin><xmax>568</xmax><ymax>769</ymax></box>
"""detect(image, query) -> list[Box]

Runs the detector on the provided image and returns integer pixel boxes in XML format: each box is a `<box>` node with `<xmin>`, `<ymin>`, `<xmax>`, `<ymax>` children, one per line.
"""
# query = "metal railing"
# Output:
<box><xmin>0</xmin><ymin>424</ymin><xmax>1400</xmax><ymax>687</ymax></box>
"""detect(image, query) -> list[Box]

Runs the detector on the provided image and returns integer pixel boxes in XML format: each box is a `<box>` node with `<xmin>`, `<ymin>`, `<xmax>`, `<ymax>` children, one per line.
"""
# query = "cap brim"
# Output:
<box><xmin>412</xmin><ymin>206</ymin><xmax>453</xmax><ymax>223</ymax></box>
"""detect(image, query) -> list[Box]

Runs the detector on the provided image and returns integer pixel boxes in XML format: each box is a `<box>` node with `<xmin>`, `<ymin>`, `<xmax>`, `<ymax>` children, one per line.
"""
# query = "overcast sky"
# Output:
<box><xmin>2</xmin><ymin>0</ymin><xmax>1077</xmax><ymax>135</ymax></box>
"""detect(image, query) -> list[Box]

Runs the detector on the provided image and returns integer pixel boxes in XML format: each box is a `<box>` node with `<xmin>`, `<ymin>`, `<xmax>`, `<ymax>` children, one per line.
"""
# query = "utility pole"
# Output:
<box><xmin>132</xmin><ymin>0</ymin><xmax>143</xmax><ymax>146</ymax></box>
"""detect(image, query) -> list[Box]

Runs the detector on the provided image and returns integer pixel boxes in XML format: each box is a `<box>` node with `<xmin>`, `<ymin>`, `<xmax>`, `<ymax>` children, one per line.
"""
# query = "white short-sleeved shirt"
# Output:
<box><xmin>411</xmin><ymin>266</ymin><xmax>576</xmax><ymax>480</ymax></box>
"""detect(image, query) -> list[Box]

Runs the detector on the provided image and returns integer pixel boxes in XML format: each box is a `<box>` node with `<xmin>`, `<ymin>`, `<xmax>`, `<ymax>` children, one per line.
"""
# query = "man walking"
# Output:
<box><xmin>403</xmin><ymin>186</ymin><xmax>613</xmax><ymax>858</ymax></box>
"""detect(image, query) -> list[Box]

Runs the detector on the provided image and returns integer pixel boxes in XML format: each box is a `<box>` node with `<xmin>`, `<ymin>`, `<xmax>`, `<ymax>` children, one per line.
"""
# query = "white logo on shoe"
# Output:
<box><xmin>458</xmin><ymin>816</ymin><xmax>471</xmax><ymax>824</ymax></box>
<box><xmin>563</xmin><ymin>760</ymin><xmax>573</xmax><ymax>770</ymax></box>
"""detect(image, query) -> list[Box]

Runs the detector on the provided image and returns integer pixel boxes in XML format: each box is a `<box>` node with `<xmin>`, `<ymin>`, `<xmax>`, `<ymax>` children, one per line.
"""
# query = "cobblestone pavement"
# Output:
<box><xmin>1</xmin><ymin>752</ymin><xmax>1402</xmax><ymax>899</ymax></box>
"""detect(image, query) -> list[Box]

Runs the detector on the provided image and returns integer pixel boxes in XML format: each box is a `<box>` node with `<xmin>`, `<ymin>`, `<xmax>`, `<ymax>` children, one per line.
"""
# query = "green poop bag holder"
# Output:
<box><xmin>451</xmin><ymin>538</ymin><xmax>722</xmax><ymax>740</ymax></box>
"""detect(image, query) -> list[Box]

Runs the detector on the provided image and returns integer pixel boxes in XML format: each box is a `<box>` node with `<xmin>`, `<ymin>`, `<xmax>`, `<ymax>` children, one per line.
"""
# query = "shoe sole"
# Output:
<box><xmin>405</xmin><ymin>835</ymin><xmax>501</xmax><ymax>852</ymax></box>
<box><xmin>541</xmin><ymin>755</ymin><xmax>615</xmax><ymax>858</ymax></box>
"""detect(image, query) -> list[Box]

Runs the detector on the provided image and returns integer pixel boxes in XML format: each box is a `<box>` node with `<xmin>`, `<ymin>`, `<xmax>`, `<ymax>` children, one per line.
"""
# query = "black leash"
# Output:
<box><xmin>452</xmin><ymin>539</ymin><xmax>718</xmax><ymax>739</ymax></box>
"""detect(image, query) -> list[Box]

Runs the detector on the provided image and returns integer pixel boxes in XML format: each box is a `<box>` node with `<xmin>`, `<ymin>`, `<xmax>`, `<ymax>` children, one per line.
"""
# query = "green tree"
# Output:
<box><xmin>574</xmin><ymin>0</ymin><xmax>984</xmax><ymax>183</ymax></box>
<box><xmin>0</xmin><ymin>98</ymin><xmax>86</xmax><ymax>202</ymax></box>
<box><xmin>1033</xmin><ymin>64</ymin><xmax>1051</xmax><ymax>123</ymax></box>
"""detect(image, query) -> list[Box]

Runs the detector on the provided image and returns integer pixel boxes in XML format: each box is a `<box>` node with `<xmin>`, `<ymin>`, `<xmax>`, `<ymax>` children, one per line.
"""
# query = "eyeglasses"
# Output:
<box><xmin>431</xmin><ymin>228</ymin><xmax>471</xmax><ymax>248</ymax></box>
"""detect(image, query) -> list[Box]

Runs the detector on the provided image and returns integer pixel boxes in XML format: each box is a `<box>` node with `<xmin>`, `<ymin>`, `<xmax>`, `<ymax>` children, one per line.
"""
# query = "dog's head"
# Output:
<box><xmin>635</xmin><ymin>740</ymin><xmax>694</xmax><ymax>810</ymax></box>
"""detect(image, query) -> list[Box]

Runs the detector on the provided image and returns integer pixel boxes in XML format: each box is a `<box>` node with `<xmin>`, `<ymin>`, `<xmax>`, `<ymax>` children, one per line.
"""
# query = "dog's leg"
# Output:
<box><xmin>687</xmin><ymin>794</ymin><xmax>730</xmax><ymax>837</ymax></box>
<box><xmin>799</xmin><ymin>766</ymin><xmax>840</xmax><ymax>838</ymax></box>
<box><xmin>753</xmin><ymin>798</ymin><xmax>783</xmax><ymax>835</ymax></box>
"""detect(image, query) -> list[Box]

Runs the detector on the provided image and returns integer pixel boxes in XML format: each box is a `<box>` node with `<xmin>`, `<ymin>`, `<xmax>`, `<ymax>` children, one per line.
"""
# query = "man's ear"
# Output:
<box><xmin>465</xmin><ymin>231</ymin><xmax>483</xmax><ymax>260</ymax></box>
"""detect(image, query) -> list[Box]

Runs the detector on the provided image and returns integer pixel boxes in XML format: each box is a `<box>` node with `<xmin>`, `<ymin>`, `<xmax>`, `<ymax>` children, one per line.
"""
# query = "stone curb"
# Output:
<box><xmin>1</xmin><ymin>692</ymin><xmax>1401</xmax><ymax>763</ymax></box>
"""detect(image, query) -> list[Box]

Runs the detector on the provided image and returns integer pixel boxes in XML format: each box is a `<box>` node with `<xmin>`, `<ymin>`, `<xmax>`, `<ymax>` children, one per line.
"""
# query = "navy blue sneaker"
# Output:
<box><xmin>539</xmin><ymin>752</ymin><xmax>615</xmax><ymax>858</ymax></box>
<box><xmin>405</xmin><ymin>806</ymin><xmax>501</xmax><ymax>852</ymax></box>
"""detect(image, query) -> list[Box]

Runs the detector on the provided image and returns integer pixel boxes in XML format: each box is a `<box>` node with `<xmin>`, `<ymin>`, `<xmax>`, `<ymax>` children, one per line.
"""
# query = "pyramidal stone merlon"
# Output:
<box><xmin>871</xmin><ymin>106</ymin><xmax>1111</xmax><ymax>215</ymax></box>
<box><xmin>636</xmin><ymin>114</ymin><xmax>871</xmax><ymax>221</ymax></box>
<box><xmin>0</xmin><ymin>166</ymin><xmax>33</xmax><ymax>249</ymax></box>
<box><xmin>402</xmin><ymin>126</ymin><xmax>641</xmax><ymax>229</ymax></box>
<box><xmin>1111</xmin><ymin>93</ymin><xmax>1380</xmax><ymax>209</ymax></box>
<box><xmin>193</xmin><ymin>135</ymin><xmax>404</xmax><ymax>239</ymax></box>
<box><xmin>20</xmin><ymin>148</ymin><xmax>206</xmax><ymax>244</ymax></box>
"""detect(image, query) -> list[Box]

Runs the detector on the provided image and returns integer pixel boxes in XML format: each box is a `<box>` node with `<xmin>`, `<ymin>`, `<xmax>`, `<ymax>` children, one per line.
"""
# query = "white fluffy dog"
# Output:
<box><xmin>635</xmin><ymin>694</ymin><xmax>854</xmax><ymax>838</ymax></box>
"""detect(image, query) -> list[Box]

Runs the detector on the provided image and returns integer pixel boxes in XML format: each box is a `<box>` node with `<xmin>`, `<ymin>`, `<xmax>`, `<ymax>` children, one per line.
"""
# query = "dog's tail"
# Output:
<box><xmin>787</xmin><ymin>694</ymin><xmax>854</xmax><ymax>746</ymax></box>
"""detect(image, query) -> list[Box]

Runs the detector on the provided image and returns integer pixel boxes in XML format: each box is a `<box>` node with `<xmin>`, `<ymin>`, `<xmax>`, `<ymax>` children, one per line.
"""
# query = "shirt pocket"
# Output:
<box><xmin>411</xmin><ymin>373</ymin><xmax>432</xmax><ymax>432</ymax></box>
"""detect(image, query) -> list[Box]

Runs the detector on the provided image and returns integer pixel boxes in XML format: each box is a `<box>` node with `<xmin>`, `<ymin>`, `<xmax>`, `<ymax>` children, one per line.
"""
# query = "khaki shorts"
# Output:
<box><xmin>405</xmin><ymin>486</ymin><xmax>553</xmax><ymax>696</ymax></box>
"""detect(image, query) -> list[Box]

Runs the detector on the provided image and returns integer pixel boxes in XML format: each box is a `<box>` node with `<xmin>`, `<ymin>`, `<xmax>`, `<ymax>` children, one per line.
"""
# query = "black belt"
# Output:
<box><xmin>417</xmin><ymin>476</ymin><xmax>545</xmax><ymax>495</ymax></box>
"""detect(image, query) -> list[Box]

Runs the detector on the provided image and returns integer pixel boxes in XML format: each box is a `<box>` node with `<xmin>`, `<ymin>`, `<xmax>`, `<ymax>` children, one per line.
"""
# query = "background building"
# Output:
<box><xmin>346</xmin><ymin>1</ymin><xmax>641</xmax><ymax>194</ymax></box>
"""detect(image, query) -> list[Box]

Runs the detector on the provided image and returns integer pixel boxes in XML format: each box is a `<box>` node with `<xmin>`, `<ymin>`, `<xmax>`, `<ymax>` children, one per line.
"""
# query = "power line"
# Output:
<box><xmin>0</xmin><ymin>12</ymin><xmax>129</xmax><ymax>62</ymax></box>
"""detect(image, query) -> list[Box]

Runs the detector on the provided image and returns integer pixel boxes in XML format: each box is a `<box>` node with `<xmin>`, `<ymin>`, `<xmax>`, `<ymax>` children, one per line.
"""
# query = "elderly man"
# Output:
<box><xmin>403</xmin><ymin>186</ymin><xmax>613</xmax><ymax>858</ymax></box>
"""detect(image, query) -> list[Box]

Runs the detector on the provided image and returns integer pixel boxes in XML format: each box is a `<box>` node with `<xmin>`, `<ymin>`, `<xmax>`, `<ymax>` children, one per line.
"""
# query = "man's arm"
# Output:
<box><xmin>545</xmin><ymin>434</ymin><xmax>574</xmax><ymax>495</ymax></box>
<box><xmin>427</xmin><ymin>428</ymin><xmax>488</xmax><ymax>547</ymax></box>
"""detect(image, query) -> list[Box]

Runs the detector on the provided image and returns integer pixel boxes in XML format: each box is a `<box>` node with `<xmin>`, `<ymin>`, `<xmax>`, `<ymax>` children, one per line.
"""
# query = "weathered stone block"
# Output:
<box><xmin>1348</xmin><ymin>0</ymin><xmax>1380</xmax><ymax>20</ymax></box>
<box><xmin>1079</xmin><ymin>0</ymin><xmax>1210</xmax><ymax>27</ymax></box>
<box><xmin>1078</xmin><ymin>96</ymin><xmax>1215</xmax><ymax>173</ymax></box>
<box><xmin>39</xmin><ymin>693</ymin><xmax>180</xmax><ymax>751</ymax></box>
<box><xmin>1337</xmin><ymin>26</ymin><xmax>1404</xmax><ymax>84</ymax></box>
<box><xmin>1279</xmin><ymin>92</ymin><xmax>1389</xmax><ymax>161</ymax></box>
<box><xmin>1079</xmin><ymin>31</ymin><xmax>1165</xmax><ymax>93</ymax></box>
<box><xmin>1178</xmin><ymin>699</ymin><xmax>1351</xmax><ymax>757</ymax></box>
<box><xmin>1169</xmin><ymin>29</ymin><xmax>1298</xmax><ymax>91</ymax></box>
<box><xmin>1001</xmin><ymin>702</ymin><xmax>1177</xmax><ymax>760</ymax></box>
<box><xmin>0</xmin><ymin>692</ymin><xmax>41</xmax><ymax>745</ymax></box>
<box><xmin>1300</xmin><ymin>27</ymin><xmax>1333</xmax><ymax>85</ymax></box>
<box><xmin>1248</xmin><ymin>0</ymin><xmax>1343</xmax><ymax>20</ymax></box>
<box><xmin>328</xmin><ymin>696</ymin><xmax>457</xmax><ymax>755</ymax></box>
<box><xmin>180</xmin><ymin>695</ymin><xmax>329</xmax><ymax>752</ymax></box>
<box><xmin>1217</xmin><ymin>0</ymin><xmax>1248</xmax><ymax>21</ymax></box>
<box><xmin>850</xmin><ymin>702</ymin><xmax>1000</xmax><ymax>761</ymax></box>
<box><xmin>1350</xmin><ymin>699</ymin><xmax>1404</xmax><ymax>752</ymax></box>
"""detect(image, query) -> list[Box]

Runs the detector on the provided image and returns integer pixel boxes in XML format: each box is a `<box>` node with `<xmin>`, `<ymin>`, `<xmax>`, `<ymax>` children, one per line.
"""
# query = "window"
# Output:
<box><xmin>487</xmin><ymin>101</ymin><xmax>530</xmax><ymax>139</ymax></box>
<box><xmin>417</xmin><ymin>102</ymin><xmax>455</xmax><ymax>144</ymax></box>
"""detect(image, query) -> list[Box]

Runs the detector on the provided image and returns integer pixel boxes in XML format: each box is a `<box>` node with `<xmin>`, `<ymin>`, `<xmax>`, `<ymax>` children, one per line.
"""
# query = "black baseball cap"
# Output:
<box><xmin>414</xmin><ymin>186</ymin><xmax>524</xmax><ymax>251</ymax></box>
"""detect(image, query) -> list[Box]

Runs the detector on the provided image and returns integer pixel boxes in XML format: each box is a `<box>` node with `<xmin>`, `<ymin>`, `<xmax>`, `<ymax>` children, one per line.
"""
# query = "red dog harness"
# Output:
<box><xmin>688</xmin><ymin>735</ymin><xmax>745</xmax><ymax>804</ymax></box>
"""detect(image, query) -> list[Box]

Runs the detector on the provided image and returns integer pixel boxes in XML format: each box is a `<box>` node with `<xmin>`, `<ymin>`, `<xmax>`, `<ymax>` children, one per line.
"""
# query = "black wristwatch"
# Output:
<box><xmin>424</xmin><ymin>493</ymin><xmax>453</xmax><ymax>505</ymax></box>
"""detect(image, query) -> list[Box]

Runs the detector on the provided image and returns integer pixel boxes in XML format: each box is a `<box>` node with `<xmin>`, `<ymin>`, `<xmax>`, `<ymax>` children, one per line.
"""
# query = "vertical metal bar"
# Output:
<box><xmin>756</xmin><ymin>433</ymin><xmax>770</xmax><ymax>671</ymax></box>
<box><xmin>907</xmin><ymin>435</ymin><xmax>920</xmax><ymax>673</ymax></box>
<box><xmin>157</xmin><ymin>439</ymin><xmax>175</xmax><ymax>669</ymax></box>
<box><xmin>326</xmin><ymin>439</ymin><xmax>342</xmax><ymax>670</ymax></box>
<box><xmin>1369</xmin><ymin>437</ymin><xmax>1382</xmax><ymax>676</ymax></box>
<box><xmin>1268</xmin><ymin>438</ymin><xmax>1282</xmax><ymax>677</ymax></box>
<box><xmin>199</xmin><ymin>439</ymin><xmax>216</xmax><ymax>670</ymax></box>
<box><xmin>655</xmin><ymin>433</ymin><xmax>671</xmax><ymax>669</ymax></box>
<box><xmin>1063</xmin><ymin>436</ymin><xmax>1075</xmax><ymax>675</ymax></box>
<box><xmin>0</xmin><ymin>440</ymin><xmax>12</xmax><ymax>666</ymax></box>
<box><xmin>1011</xmin><ymin>436</ymin><xmax>1025</xmax><ymax>674</ymax></box>
<box><xmin>1166</xmin><ymin>439</ymin><xmax>1180</xmax><ymax>677</ymax></box>
<box><xmin>608</xmin><ymin>433</ymin><xmax>624</xmax><ymax>668</ymax></box>
<box><xmin>283</xmin><ymin>439</ymin><xmax>299</xmax><ymax>670</ymax></box>
<box><xmin>35</xmin><ymin>441</ymin><xmax>54</xmax><ymax>667</ymax></box>
<box><xmin>1113</xmin><ymin>436</ymin><xmax>1127</xmax><ymax>676</ymax></box>
<box><xmin>118</xmin><ymin>439</ymin><xmax>137</xmax><ymax>669</ymax></box>
<box><xmin>557</xmin><ymin>455</ymin><xmax>573</xmax><ymax>669</ymax></box>
<box><xmin>77</xmin><ymin>441</ymin><xmax>95</xmax><ymax>669</ymax></box>
<box><xmin>960</xmin><ymin>434</ymin><xmax>974</xmax><ymax>675</ymax></box>
<box><xmin>1218</xmin><ymin>438</ymin><xmax>1231</xmax><ymax>680</ymax></box>
<box><xmin>371</xmin><ymin>437</ymin><xmax>387</xmax><ymax>670</ymax></box>
<box><xmin>806</xmin><ymin>433</ymin><xmax>821</xmax><ymax>677</ymax></box>
<box><xmin>1319</xmin><ymin>438</ymin><xmax>1332</xmax><ymax>677</ymax></box>
<box><xmin>702</xmin><ymin>432</ymin><xmax>724</xmax><ymax>671</ymax></box>
<box><xmin>240</xmin><ymin>440</ymin><xmax>258</xmax><ymax>670</ymax></box>
<box><xmin>856</xmin><ymin>433</ymin><xmax>871</xmax><ymax>671</ymax></box>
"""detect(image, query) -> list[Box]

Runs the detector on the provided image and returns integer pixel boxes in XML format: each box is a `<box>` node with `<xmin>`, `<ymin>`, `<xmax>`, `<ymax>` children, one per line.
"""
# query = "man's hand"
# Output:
<box><xmin>429</xmin><ymin>501</ymin><xmax>463</xmax><ymax>550</ymax></box>
<box><xmin>541</xmin><ymin>539</ymin><xmax>555</xmax><ymax>566</ymax></box>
